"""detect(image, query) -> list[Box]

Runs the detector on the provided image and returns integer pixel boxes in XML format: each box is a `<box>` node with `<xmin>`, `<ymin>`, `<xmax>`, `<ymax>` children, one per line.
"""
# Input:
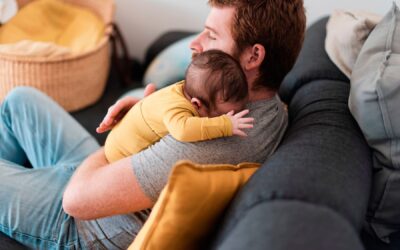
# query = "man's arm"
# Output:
<box><xmin>62</xmin><ymin>148</ymin><xmax>153</xmax><ymax>220</ymax></box>
<box><xmin>87</xmin><ymin>95</ymin><xmax>286</xmax><ymax>209</ymax></box>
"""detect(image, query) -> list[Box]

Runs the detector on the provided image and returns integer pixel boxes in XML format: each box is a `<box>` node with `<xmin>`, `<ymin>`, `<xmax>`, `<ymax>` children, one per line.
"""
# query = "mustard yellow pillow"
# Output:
<box><xmin>0</xmin><ymin>0</ymin><xmax>105</xmax><ymax>54</ymax></box>
<box><xmin>129</xmin><ymin>160</ymin><xmax>260</xmax><ymax>250</ymax></box>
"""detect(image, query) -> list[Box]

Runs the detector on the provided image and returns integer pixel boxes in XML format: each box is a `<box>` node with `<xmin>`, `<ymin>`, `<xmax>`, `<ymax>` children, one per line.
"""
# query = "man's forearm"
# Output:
<box><xmin>62</xmin><ymin>148</ymin><xmax>153</xmax><ymax>220</ymax></box>
<box><xmin>73</xmin><ymin>147</ymin><xmax>108</xmax><ymax>177</ymax></box>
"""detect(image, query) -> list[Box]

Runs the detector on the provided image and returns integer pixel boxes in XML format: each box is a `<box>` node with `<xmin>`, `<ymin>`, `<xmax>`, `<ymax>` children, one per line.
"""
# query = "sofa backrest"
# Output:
<box><xmin>279</xmin><ymin>17</ymin><xmax>348</xmax><ymax>104</ymax></box>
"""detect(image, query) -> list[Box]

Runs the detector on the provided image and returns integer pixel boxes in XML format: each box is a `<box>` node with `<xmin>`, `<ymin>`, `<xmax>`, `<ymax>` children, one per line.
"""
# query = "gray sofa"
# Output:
<box><xmin>1</xmin><ymin>17</ymin><xmax>399</xmax><ymax>250</ymax></box>
<box><xmin>211</xmin><ymin>16</ymin><xmax>372</xmax><ymax>250</ymax></box>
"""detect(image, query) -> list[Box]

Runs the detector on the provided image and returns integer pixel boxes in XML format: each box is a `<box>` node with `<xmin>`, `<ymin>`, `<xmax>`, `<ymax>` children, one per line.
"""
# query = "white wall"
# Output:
<box><xmin>114</xmin><ymin>0</ymin><xmax>209</xmax><ymax>61</ymax></box>
<box><xmin>304</xmin><ymin>0</ymin><xmax>393</xmax><ymax>25</ymax></box>
<box><xmin>115</xmin><ymin>0</ymin><xmax>394</xmax><ymax>61</ymax></box>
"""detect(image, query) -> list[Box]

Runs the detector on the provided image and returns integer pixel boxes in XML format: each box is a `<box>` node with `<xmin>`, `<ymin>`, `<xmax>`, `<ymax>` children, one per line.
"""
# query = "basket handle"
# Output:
<box><xmin>108</xmin><ymin>22</ymin><xmax>132</xmax><ymax>87</ymax></box>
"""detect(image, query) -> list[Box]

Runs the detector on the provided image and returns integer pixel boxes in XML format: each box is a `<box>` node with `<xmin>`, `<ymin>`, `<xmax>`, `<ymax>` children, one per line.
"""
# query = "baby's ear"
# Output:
<box><xmin>190</xmin><ymin>97</ymin><xmax>202</xmax><ymax>109</ymax></box>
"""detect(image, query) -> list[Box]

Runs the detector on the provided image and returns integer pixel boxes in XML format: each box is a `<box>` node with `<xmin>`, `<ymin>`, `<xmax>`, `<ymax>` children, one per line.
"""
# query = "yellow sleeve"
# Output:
<box><xmin>163</xmin><ymin>108</ymin><xmax>233</xmax><ymax>142</ymax></box>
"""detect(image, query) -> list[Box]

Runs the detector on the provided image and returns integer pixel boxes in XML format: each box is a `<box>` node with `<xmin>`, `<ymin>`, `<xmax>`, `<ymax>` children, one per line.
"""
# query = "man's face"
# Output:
<box><xmin>190</xmin><ymin>7</ymin><xmax>237</xmax><ymax>58</ymax></box>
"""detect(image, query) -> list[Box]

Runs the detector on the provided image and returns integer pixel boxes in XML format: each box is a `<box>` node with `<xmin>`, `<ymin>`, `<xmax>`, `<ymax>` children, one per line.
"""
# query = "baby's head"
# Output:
<box><xmin>184</xmin><ymin>49</ymin><xmax>248</xmax><ymax>117</ymax></box>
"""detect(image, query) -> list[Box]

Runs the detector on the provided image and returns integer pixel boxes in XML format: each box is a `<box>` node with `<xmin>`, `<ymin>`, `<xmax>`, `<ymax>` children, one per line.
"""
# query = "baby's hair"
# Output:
<box><xmin>184</xmin><ymin>50</ymin><xmax>248</xmax><ymax>110</ymax></box>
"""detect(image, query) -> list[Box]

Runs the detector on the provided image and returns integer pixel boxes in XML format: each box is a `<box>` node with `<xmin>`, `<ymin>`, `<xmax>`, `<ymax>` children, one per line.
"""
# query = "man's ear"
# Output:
<box><xmin>190</xmin><ymin>97</ymin><xmax>202</xmax><ymax>110</ymax></box>
<box><xmin>242</xmin><ymin>44</ymin><xmax>266</xmax><ymax>71</ymax></box>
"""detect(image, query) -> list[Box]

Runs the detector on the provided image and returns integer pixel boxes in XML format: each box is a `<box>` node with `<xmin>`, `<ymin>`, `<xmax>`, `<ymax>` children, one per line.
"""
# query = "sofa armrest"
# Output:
<box><xmin>211</xmin><ymin>17</ymin><xmax>373</xmax><ymax>250</ymax></box>
<box><xmin>215</xmin><ymin>201</ymin><xmax>364</xmax><ymax>250</ymax></box>
<box><xmin>212</xmin><ymin>78</ymin><xmax>372</xmax><ymax>249</ymax></box>
<box><xmin>279</xmin><ymin>16</ymin><xmax>348</xmax><ymax>104</ymax></box>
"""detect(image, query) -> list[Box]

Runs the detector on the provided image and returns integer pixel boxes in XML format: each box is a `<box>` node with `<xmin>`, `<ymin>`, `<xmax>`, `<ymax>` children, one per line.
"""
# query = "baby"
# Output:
<box><xmin>104</xmin><ymin>49</ymin><xmax>254</xmax><ymax>163</ymax></box>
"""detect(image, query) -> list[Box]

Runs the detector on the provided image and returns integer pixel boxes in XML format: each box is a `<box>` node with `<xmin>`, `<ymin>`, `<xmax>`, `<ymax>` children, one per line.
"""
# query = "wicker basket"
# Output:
<box><xmin>0</xmin><ymin>0</ymin><xmax>115</xmax><ymax>111</ymax></box>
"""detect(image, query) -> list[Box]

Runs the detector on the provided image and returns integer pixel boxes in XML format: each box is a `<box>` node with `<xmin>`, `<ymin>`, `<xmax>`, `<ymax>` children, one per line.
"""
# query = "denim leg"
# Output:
<box><xmin>0</xmin><ymin>87</ymin><xmax>100</xmax><ymax>249</ymax></box>
<box><xmin>0</xmin><ymin>159</ymin><xmax>81</xmax><ymax>249</ymax></box>
<box><xmin>0</xmin><ymin>86</ymin><xmax>99</xmax><ymax>168</ymax></box>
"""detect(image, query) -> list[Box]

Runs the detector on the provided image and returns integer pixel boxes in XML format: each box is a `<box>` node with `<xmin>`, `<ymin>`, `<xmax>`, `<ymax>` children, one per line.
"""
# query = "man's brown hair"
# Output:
<box><xmin>184</xmin><ymin>49</ymin><xmax>248</xmax><ymax>110</ymax></box>
<box><xmin>208</xmin><ymin>0</ymin><xmax>306</xmax><ymax>91</ymax></box>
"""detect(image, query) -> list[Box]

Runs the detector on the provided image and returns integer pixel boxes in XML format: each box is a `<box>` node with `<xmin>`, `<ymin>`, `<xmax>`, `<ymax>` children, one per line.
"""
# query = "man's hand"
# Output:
<box><xmin>226</xmin><ymin>109</ymin><xmax>254</xmax><ymax>137</ymax></box>
<box><xmin>96</xmin><ymin>83</ymin><xmax>156</xmax><ymax>133</ymax></box>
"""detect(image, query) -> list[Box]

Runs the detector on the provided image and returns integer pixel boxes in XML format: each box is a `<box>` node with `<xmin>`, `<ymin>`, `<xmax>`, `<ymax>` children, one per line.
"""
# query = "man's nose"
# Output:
<box><xmin>189</xmin><ymin>34</ymin><xmax>203</xmax><ymax>54</ymax></box>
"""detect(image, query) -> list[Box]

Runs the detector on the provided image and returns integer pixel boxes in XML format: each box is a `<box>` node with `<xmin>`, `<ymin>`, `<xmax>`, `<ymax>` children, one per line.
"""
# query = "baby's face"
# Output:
<box><xmin>205</xmin><ymin>101</ymin><xmax>245</xmax><ymax>117</ymax></box>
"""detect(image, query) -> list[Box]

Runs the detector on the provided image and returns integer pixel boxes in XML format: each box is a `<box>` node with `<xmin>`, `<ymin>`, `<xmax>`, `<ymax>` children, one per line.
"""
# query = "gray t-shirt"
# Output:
<box><xmin>132</xmin><ymin>94</ymin><xmax>288</xmax><ymax>201</ymax></box>
<box><xmin>76</xmin><ymin>94</ymin><xmax>287</xmax><ymax>249</ymax></box>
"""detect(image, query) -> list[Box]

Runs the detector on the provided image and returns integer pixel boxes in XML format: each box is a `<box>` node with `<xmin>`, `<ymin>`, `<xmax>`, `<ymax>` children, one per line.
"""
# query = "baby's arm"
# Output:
<box><xmin>163</xmin><ymin>108</ymin><xmax>254</xmax><ymax>142</ymax></box>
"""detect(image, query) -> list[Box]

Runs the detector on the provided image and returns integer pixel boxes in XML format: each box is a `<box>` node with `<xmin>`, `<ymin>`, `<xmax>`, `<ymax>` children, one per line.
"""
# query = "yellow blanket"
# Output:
<box><xmin>0</xmin><ymin>0</ymin><xmax>105</xmax><ymax>54</ymax></box>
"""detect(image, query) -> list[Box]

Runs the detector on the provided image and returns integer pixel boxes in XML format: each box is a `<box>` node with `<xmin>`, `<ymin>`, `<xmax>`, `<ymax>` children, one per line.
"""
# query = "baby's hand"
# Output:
<box><xmin>226</xmin><ymin>109</ymin><xmax>254</xmax><ymax>137</ymax></box>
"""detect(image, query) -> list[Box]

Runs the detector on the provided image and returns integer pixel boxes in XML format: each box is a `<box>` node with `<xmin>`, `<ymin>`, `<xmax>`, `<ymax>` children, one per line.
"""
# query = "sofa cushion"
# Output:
<box><xmin>142</xmin><ymin>34</ymin><xmax>197</xmax><ymax>89</ymax></box>
<box><xmin>143</xmin><ymin>31</ymin><xmax>197</xmax><ymax>69</ymax></box>
<box><xmin>325</xmin><ymin>10</ymin><xmax>381</xmax><ymax>78</ymax></box>
<box><xmin>129</xmin><ymin>160</ymin><xmax>259</xmax><ymax>250</ymax></box>
<box><xmin>348</xmin><ymin>3</ymin><xmax>400</xmax><ymax>243</ymax></box>
<box><xmin>279</xmin><ymin>17</ymin><xmax>348</xmax><ymax>104</ymax></box>
<box><xmin>121</xmin><ymin>34</ymin><xmax>197</xmax><ymax>101</ymax></box>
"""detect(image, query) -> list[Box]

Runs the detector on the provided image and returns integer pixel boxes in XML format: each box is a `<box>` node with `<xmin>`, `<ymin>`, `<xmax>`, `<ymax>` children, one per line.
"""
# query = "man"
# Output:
<box><xmin>0</xmin><ymin>0</ymin><xmax>306</xmax><ymax>249</ymax></box>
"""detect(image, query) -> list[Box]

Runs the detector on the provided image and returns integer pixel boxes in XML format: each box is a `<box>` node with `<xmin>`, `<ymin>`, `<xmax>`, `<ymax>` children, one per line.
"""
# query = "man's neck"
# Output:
<box><xmin>246</xmin><ymin>71</ymin><xmax>277</xmax><ymax>102</ymax></box>
<box><xmin>248</xmin><ymin>87</ymin><xmax>276</xmax><ymax>102</ymax></box>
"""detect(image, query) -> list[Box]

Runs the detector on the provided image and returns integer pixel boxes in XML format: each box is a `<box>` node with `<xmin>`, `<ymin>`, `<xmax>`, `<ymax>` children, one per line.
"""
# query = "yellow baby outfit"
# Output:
<box><xmin>104</xmin><ymin>81</ymin><xmax>233</xmax><ymax>163</ymax></box>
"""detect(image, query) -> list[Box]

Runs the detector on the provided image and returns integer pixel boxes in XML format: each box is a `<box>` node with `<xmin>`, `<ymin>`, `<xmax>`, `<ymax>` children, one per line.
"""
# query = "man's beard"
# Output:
<box><xmin>191</xmin><ymin>47</ymin><xmax>241</xmax><ymax>61</ymax></box>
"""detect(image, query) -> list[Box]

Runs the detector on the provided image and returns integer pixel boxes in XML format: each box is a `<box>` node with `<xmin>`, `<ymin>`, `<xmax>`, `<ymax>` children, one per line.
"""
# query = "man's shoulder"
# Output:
<box><xmin>247</xmin><ymin>95</ymin><xmax>287</xmax><ymax>120</ymax></box>
<box><xmin>132</xmin><ymin>95</ymin><xmax>288</xmax><ymax>168</ymax></box>
<box><xmin>182</xmin><ymin>95</ymin><xmax>288</xmax><ymax>162</ymax></box>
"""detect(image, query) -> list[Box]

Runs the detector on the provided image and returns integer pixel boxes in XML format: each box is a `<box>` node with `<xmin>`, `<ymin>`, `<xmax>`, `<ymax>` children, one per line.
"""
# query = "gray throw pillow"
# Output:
<box><xmin>349</xmin><ymin>3</ymin><xmax>400</xmax><ymax>243</ymax></box>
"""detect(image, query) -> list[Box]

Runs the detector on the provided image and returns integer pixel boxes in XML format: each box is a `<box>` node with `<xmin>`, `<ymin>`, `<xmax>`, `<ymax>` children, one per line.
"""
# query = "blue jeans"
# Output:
<box><xmin>0</xmin><ymin>87</ymin><xmax>100</xmax><ymax>249</ymax></box>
